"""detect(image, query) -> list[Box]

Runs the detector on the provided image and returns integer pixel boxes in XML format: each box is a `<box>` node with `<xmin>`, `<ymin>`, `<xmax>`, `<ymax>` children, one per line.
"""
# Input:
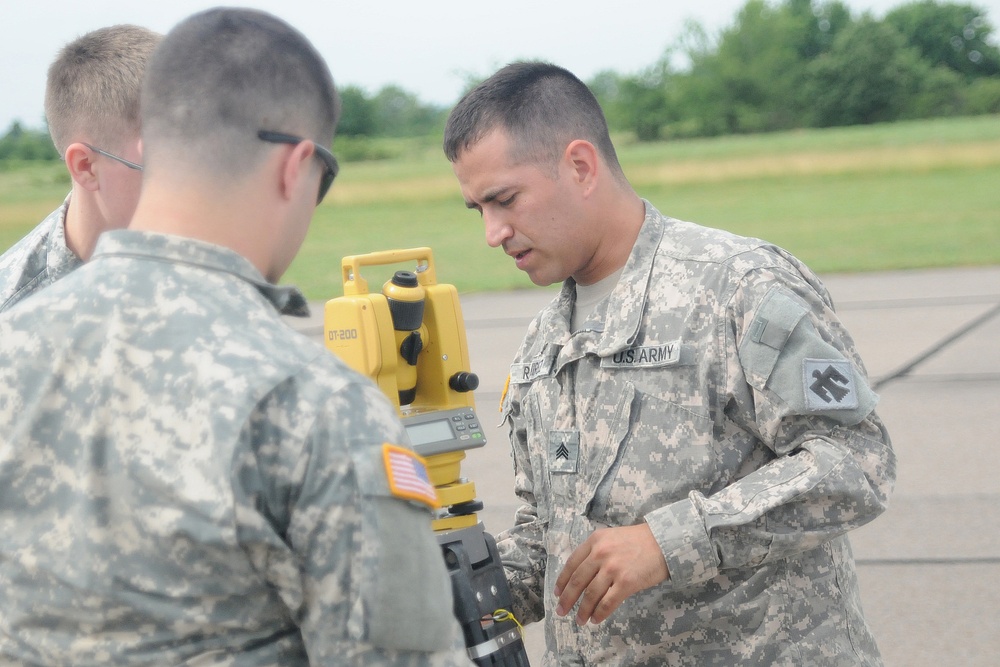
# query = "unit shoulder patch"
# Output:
<box><xmin>803</xmin><ymin>359</ymin><xmax>859</xmax><ymax>411</ymax></box>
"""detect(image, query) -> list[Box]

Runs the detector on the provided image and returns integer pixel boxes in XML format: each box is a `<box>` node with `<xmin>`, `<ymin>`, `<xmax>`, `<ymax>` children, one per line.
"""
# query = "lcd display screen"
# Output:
<box><xmin>405</xmin><ymin>419</ymin><xmax>454</xmax><ymax>446</ymax></box>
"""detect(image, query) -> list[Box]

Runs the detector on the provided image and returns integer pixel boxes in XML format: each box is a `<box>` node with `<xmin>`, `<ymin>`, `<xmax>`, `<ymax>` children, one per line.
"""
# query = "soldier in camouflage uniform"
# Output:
<box><xmin>0</xmin><ymin>9</ymin><xmax>472</xmax><ymax>667</ymax></box>
<box><xmin>444</xmin><ymin>62</ymin><xmax>896</xmax><ymax>666</ymax></box>
<box><xmin>0</xmin><ymin>25</ymin><xmax>159</xmax><ymax>313</ymax></box>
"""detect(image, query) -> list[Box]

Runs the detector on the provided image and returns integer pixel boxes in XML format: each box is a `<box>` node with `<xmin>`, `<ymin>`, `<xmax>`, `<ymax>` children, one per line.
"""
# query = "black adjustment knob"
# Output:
<box><xmin>449</xmin><ymin>372</ymin><xmax>480</xmax><ymax>392</ymax></box>
<box><xmin>391</xmin><ymin>271</ymin><xmax>418</xmax><ymax>288</ymax></box>
<box><xmin>448</xmin><ymin>500</ymin><xmax>485</xmax><ymax>516</ymax></box>
<box><xmin>399</xmin><ymin>331</ymin><xmax>423</xmax><ymax>365</ymax></box>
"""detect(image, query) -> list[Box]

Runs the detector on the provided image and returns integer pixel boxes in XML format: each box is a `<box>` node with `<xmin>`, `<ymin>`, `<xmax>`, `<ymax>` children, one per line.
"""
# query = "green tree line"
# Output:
<box><xmin>595</xmin><ymin>0</ymin><xmax>1000</xmax><ymax>139</ymax></box>
<box><xmin>0</xmin><ymin>121</ymin><xmax>59</xmax><ymax>164</ymax></box>
<box><xmin>3</xmin><ymin>0</ymin><xmax>999</xmax><ymax>162</ymax></box>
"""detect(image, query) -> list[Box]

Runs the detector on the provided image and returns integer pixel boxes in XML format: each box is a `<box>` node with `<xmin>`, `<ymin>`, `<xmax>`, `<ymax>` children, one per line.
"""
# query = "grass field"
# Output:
<box><xmin>2</xmin><ymin>115</ymin><xmax>998</xmax><ymax>299</ymax></box>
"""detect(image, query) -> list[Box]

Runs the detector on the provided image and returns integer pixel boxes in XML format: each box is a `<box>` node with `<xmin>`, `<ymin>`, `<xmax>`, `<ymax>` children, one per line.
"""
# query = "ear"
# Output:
<box><xmin>564</xmin><ymin>139</ymin><xmax>600</xmax><ymax>194</ymax></box>
<box><xmin>64</xmin><ymin>143</ymin><xmax>100</xmax><ymax>192</ymax></box>
<box><xmin>278</xmin><ymin>140</ymin><xmax>317</xmax><ymax>203</ymax></box>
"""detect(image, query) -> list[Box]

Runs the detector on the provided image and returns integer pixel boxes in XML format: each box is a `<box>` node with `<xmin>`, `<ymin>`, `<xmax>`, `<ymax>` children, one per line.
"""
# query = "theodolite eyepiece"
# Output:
<box><xmin>384</xmin><ymin>271</ymin><xmax>425</xmax><ymax>331</ymax></box>
<box><xmin>384</xmin><ymin>270</ymin><xmax>427</xmax><ymax>406</ymax></box>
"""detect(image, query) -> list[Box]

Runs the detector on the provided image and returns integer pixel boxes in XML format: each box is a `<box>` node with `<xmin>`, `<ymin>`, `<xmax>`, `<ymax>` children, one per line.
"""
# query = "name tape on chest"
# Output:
<box><xmin>601</xmin><ymin>339</ymin><xmax>682</xmax><ymax>369</ymax></box>
<box><xmin>509</xmin><ymin>354</ymin><xmax>555</xmax><ymax>385</ymax></box>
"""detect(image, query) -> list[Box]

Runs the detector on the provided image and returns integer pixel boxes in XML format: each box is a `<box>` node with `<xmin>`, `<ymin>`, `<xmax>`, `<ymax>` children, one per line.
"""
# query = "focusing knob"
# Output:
<box><xmin>399</xmin><ymin>331</ymin><xmax>423</xmax><ymax>365</ymax></box>
<box><xmin>449</xmin><ymin>372</ymin><xmax>480</xmax><ymax>393</ymax></box>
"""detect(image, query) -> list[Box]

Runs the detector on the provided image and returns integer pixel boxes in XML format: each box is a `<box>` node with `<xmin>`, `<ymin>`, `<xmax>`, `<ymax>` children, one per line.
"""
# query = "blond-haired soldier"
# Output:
<box><xmin>0</xmin><ymin>24</ymin><xmax>159</xmax><ymax>312</ymax></box>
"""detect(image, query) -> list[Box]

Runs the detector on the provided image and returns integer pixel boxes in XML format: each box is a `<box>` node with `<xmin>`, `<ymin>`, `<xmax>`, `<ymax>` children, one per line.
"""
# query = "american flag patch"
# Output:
<box><xmin>382</xmin><ymin>444</ymin><xmax>440</xmax><ymax>509</ymax></box>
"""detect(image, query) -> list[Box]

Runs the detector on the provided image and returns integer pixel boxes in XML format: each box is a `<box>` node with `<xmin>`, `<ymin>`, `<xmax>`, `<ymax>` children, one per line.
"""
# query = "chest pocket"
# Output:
<box><xmin>519</xmin><ymin>389</ymin><xmax>555</xmax><ymax>521</ymax></box>
<box><xmin>587</xmin><ymin>382</ymin><xmax>717</xmax><ymax>527</ymax></box>
<box><xmin>520</xmin><ymin>381</ymin><xmax>593</xmax><ymax>519</ymax></box>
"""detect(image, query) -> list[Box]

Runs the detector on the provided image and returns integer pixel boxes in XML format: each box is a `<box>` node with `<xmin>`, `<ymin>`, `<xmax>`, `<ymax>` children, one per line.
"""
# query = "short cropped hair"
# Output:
<box><xmin>443</xmin><ymin>61</ymin><xmax>624</xmax><ymax>179</ymax></box>
<box><xmin>45</xmin><ymin>25</ymin><xmax>161</xmax><ymax>155</ymax></box>
<box><xmin>140</xmin><ymin>8</ymin><xmax>339</xmax><ymax>181</ymax></box>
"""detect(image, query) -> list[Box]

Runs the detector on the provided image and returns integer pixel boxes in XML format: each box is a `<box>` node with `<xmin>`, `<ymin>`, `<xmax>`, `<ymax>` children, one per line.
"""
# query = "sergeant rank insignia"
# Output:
<box><xmin>548</xmin><ymin>431</ymin><xmax>579</xmax><ymax>473</ymax></box>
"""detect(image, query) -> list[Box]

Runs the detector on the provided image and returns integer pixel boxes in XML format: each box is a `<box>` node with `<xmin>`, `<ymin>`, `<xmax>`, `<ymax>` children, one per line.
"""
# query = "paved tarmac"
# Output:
<box><xmin>290</xmin><ymin>265</ymin><xmax>1000</xmax><ymax>666</ymax></box>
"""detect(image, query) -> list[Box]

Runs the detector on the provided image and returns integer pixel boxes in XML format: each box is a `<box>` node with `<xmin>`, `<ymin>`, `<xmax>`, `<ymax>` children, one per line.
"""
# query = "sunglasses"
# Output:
<box><xmin>83</xmin><ymin>143</ymin><xmax>143</xmax><ymax>171</ymax></box>
<box><xmin>258</xmin><ymin>130</ymin><xmax>339</xmax><ymax>204</ymax></box>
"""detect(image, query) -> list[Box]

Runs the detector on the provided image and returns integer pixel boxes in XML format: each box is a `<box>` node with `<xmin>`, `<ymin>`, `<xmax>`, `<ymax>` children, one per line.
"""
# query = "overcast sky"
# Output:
<box><xmin>3</xmin><ymin>0</ymin><xmax>999</xmax><ymax>131</ymax></box>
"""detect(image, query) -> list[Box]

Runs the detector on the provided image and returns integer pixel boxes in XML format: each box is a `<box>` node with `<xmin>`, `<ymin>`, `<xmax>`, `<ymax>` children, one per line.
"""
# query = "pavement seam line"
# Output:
<box><xmin>872</xmin><ymin>301</ymin><xmax>1000</xmax><ymax>391</ymax></box>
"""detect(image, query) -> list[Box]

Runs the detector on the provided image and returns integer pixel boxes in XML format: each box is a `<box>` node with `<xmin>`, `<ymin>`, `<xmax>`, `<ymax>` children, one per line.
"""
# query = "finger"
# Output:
<box><xmin>574</xmin><ymin>572</ymin><xmax>614</xmax><ymax>625</ymax></box>
<box><xmin>555</xmin><ymin>557</ymin><xmax>600</xmax><ymax>617</ymax></box>
<box><xmin>553</xmin><ymin>540</ymin><xmax>592</xmax><ymax>597</ymax></box>
<box><xmin>588</xmin><ymin>581</ymin><xmax>626</xmax><ymax>624</ymax></box>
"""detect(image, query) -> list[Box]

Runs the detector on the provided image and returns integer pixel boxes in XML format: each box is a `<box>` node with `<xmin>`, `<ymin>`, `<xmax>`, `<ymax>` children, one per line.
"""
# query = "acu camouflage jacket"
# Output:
<box><xmin>0</xmin><ymin>230</ymin><xmax>472</xmax><ymax>667</ymax></box>
<box><xmin>497</xmin><ymin>201</ymin><xmax>896</xmax><ymax>667</ymax></box>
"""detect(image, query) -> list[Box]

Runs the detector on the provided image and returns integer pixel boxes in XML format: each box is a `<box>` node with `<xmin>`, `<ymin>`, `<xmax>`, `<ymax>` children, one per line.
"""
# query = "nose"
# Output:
<box><xmin>483</xmin><ymin>210</ymin><xmax>512</xmax><ymax>249</ymax></box>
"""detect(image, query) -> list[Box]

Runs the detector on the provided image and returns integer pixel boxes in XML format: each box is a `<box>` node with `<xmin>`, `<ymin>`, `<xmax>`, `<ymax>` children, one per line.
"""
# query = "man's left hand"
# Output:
<box><xmin>553</xmin><ymin>523</ymin><xmax>669</xmax><ymax>625</ymax></box>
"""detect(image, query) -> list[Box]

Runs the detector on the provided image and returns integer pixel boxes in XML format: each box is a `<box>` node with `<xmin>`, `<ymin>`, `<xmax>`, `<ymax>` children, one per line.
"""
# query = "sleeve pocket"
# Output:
<box><xmin>738</xmin><ymin>287</ymin><xmax>877</xmax><ymax>425</ymax></box>
<box><xmin>349</xmin><ymin>445</ymin><xmax>458</xmax><ymax>653</ymax></box>
<box><xmin>738</xmin><ymin>286</ymin><xmax>809</xmax><ymax>389</ymax></box>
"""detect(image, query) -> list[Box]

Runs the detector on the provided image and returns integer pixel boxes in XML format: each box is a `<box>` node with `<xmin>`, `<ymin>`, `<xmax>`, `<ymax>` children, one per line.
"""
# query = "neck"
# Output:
<box><xmin>128</xmin><ymin>178</ymin><xmax>275</xmax><ymax>278</ymax></box>
<box><xmin>63</xmin><ymin>189</ymin><xmax>107</xmax><ymax>261</ymax></box>
<box><xmin>574</xmin><ymin>186</ymin><xmax>645</xmax><ymax>286</ymax></box>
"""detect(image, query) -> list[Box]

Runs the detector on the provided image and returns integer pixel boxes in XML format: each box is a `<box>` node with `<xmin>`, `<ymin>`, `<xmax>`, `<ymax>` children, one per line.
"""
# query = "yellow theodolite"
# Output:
<box><xmin>323</xmin><ymin>247</ymin><xmax>530</xmax><ymax>666</ymax></box>
<box><xmin>323</xmin><ymin>247</ymin><xmax>485</xmax><ymax>531</ymax></box>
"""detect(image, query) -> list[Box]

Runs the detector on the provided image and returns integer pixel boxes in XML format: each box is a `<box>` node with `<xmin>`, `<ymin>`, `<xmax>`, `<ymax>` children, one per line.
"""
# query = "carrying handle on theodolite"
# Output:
<box><xmin>341</xmin><ymin>247</ymin><xmax>439</xmax><ymax>296</ymax></box>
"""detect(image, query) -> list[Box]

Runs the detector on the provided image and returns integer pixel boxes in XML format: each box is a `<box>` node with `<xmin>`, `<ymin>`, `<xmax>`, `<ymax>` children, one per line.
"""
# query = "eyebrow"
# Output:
<box><xmin>465</xmin><ymin>186</ymin><xmax>511</xmax><ymax>210</ymax></box>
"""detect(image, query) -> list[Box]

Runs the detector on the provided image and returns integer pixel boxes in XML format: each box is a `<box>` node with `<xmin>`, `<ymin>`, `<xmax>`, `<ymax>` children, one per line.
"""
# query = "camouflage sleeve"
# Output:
<box><xmin>645</xmin><ymin>266</ymin><xmax>896</xmax><ymax>591</ymax></box>
<box><xmin>253</xmin><ymin>377</ymin><xmax>471</xmax><ymax>665</ymax></box>
<box><xmin>494</xmin><ymin>382</ymin><xmax>548</xmax><ymax>626</ymax></box>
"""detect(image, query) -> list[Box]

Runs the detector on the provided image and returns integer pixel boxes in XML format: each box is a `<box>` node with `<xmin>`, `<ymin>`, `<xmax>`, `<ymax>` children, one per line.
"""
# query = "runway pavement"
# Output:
<box><xmin>289</xmin><ymin>265</ymin><xmax>1000</xmax><ymax>666</ymax></box>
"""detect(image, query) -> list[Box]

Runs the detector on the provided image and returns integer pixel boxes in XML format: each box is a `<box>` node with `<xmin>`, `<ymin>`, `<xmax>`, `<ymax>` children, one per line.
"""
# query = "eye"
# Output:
<box><xmin>498</xmin><ymin>194</ymin><xmax>516</xmax><ymax>208</ymax></box>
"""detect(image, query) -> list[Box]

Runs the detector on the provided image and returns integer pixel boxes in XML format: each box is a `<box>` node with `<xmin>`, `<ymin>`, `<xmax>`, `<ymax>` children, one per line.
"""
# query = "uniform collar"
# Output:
<box><xmin>91</xmin><ymin>229</ymin><xmax>310</xmax><ymax>317</ymax></box>
<box><xmin>530</xmin><ymin>200</ymin><xmax>664</xmax><ymax>357</ymax></box>
<box><xmin>46</xmin><ymin>194</ymin><xmax>77</xmax><ymax>265</ymax></box>
<box><xmin>596</xmin><ymin>199</ymin><xmax>663</xmax><ymax>356</ymax></box>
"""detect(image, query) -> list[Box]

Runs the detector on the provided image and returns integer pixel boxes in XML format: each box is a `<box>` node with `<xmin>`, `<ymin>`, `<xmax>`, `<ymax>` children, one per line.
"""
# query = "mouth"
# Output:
<box><xmin>508</xmin><ymin>248</ymin><xmax>531</xmax><ymax>269</ymax></box>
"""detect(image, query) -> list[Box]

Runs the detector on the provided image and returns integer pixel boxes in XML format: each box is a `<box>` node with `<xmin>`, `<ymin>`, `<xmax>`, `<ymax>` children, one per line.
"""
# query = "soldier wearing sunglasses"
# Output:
<box><xmin>0</xmin><ymin>8</ymin><xmax>471</xmax><ymax>667</ymax></box>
